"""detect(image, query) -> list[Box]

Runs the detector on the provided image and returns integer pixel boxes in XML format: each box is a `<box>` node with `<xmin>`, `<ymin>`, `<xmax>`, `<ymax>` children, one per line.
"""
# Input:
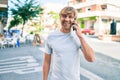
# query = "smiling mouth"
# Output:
<box><xmin>63</xmin><ymin>22</ymin><xmax>70</xmax><ymax>26</ymax></box>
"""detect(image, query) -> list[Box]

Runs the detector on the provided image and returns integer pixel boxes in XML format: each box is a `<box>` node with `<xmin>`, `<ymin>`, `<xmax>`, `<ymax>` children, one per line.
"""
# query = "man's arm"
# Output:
<box><xmin>73</xmin><ymin>24</ymin><xmax>95</xmax><ymax>62</ymax></box>
<box><xmin>78</xmin><ymin>36</ymin><xmax>95</xmax><ymax>62</ymax></box>
<box><xmin>43</xmin><ymin>53</ymin><xmax>51</xmax><ymax>80</ymax></box>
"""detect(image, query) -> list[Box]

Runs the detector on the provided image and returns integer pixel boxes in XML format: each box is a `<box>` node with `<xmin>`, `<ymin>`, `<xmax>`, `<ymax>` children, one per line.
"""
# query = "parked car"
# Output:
<box><xmin>81</xmin><ymin>29</ymin><xmax>95</xmax><ymax>35</ymax></box>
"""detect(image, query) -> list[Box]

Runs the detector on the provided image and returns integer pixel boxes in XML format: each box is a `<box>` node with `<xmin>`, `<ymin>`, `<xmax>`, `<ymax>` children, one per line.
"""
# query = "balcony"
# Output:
<box><xmin>0</xmin><ymin>4</ymin><xmax>7</xmax><ymax>8</ymax></box>
<box><xmin>77</xmin><ymin>11</ymin><xmax>120</xmax><ymax>19</ymax></box>
<box><xmin>74</xmin><ymin>0</ymin><xmax>120</xmax><ymax>9</ymax></box>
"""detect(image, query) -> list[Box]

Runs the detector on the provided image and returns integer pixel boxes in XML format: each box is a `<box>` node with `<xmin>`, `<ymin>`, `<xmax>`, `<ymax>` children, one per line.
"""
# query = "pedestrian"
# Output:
<box><xmin>32</xmin><ymin>34</ymin><xmax>42</xmax><ymax>46</ymax></box>
<box><xmin>43</xmin><ymin>6</ymin><xmax>95</xmax><ymax>80</ymax></box>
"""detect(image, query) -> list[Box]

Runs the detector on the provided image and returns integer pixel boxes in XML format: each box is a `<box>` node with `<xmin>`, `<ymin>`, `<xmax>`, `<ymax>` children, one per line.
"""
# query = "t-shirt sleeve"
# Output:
<box><xmin>45</xmin><ymin>37</ymin><xmax>52</xmax><ymax>54</ymax></box>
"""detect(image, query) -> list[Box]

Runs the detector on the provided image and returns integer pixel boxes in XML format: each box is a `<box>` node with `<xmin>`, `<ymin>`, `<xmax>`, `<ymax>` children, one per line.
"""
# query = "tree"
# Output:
<box><xmin>9</xmin><ymin>0</ymin><xmax>43</xmax><ymax>36</ymax></box>
<box><xmin>49</xmin><ymin>11</ymin><xmax>59</xmax><ymax>28</ymax></box>
<box><xmin>9</xmin><ymin>15</ymin><xmax>22</xmax><ymax>29</ymax></box>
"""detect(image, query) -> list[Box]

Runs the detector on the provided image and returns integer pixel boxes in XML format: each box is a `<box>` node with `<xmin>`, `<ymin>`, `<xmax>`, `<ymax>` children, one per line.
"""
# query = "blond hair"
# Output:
<box><xmin>59</xmin><ymin>6</ymin><xmax>77</xmax><ymax>19</ymax></box>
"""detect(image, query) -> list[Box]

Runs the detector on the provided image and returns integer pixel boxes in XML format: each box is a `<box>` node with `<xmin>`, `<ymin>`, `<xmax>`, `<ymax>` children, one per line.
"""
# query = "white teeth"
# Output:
<box><xmin>64</xmin><ymin>22</ymin><xmax>69</xmax><ymax>25</ymax></box>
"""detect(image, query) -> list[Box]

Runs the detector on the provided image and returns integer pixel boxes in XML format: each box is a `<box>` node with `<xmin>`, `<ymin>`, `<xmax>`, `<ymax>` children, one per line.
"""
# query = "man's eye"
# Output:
<box><xmin>69</xmin><ymin>16</ymin><xmax>73</xmax><ymax>18</ymax></box>
<box><xmin>61</xmin><ymin>14</ymin><xmax>74</xmax><ymax>19</ymax></box>
<box><xmin>62</xmin><ymin>15</ymin><xmax>67</xmax><ymax>18</ymax></box>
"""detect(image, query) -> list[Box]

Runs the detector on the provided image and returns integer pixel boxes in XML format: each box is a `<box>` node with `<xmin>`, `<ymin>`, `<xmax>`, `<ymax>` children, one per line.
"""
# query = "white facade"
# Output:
<box><xmin>70</xmin><ymin>0</ymin><xmax>120</xmax><ymax>35</ymax></box>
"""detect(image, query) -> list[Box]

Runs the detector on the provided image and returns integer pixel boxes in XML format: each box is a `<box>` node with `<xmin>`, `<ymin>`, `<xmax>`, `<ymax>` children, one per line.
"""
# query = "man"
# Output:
<box><xmin>43</xmin><ymin>6</ymin><xmax>95</xmax><ymax>80</ymax></box>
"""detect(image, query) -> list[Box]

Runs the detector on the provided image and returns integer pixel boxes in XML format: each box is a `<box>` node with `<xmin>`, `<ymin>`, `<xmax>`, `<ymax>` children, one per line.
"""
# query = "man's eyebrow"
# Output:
<box><xmin>61</xmin><ymin>14</ymin><xmax>67</xmax><ymax>15</ymax></box>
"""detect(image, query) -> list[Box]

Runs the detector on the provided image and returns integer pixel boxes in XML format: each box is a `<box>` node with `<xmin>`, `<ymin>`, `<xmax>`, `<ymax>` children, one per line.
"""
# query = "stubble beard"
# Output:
<box><xmin>63</xmin><ymin>21</ymin><xmax>71</xmax><ymax>29</ymax></box>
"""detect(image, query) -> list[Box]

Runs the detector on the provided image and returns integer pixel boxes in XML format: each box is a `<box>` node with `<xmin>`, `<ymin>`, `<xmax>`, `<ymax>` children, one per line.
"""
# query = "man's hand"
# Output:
<box><xmin>72</xmin><ymin>22</ymin><xmax>82</xmax><ymax>38</ymax></box>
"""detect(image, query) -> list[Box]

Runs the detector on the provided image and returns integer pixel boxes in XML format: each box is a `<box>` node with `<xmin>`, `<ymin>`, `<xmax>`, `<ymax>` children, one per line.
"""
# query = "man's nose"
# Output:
<box><xmin>64</xmin><ymin>17</ymin><xmax>70</xmax><ymax>21</ymax></box>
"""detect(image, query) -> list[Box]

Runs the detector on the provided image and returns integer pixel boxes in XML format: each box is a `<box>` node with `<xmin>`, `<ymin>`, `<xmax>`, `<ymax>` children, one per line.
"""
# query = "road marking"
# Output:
<box><xmin>0</xmin><ymin>62</ymin><xmax>37</xmax><ymax>69</ymax></box>
<box><xmin>80</xmin><ymin>67</ymin><xmax>104</xmax><ymax>80</ymax></box>
<box><xmin>0</xmin><ymin>57</ymin><xmax>36</xmax><ymax>65</ymax></box>
<box><xmin>0</xmin><ymin>56</ymin><xmax>42</xmax><ymax>74</ymax></box>
<box><xmin>0</xmin><ymin>60</ymin><xmax>29</xmax><ymax>65</ymax></box>
<box><xmin>0</xmin><ymin>56</ymin><xmax>104</xmax><ymax>79</ymax></box>
<box><xmin>0</xmin><ymin>56</ymin><xmax>34</xmax><ymax>62</ymax></box>
<box><xmin>0</xmin><ymin>63</ymin><xmax>39</xmax><ymax>71</ymax></box>
<box><xmin>14</xmin><ymin>66</ymin><xmax>42</xmax><ymax>74</ymax></box>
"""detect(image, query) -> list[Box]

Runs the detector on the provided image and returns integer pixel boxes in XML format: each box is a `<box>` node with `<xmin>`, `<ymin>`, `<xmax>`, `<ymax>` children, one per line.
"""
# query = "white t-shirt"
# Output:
<box><xmin>45</xmin><ymin>29</ymin><xmax>82</xmax><ymax>80</ymax></box>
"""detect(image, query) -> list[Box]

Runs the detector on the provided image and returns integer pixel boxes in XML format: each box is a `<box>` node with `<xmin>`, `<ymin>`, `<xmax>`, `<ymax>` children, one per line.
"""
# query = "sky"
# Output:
<box><xmin>9</xmin><ymin>0</ymin><xmax>68</xmax><ymax>7</ymax></box>
<box><xmin>40</xmin><ymin>0</ymin><xmax>68</xmax><ymax>6</ymax></box>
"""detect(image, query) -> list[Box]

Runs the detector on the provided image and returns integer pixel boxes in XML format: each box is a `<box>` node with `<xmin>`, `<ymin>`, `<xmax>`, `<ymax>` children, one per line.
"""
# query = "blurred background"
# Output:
<box><xmin>0</xmin><ymin>0</ymin><xmax>120</xmax><ymax>80</ymax></box>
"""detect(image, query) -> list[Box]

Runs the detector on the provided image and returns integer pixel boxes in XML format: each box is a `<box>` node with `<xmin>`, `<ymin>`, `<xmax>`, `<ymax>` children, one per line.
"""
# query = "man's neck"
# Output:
<box><xmin>60</xmin><ymin>28</ymin><xmax>71</xmax><ymax>33</ymax></box>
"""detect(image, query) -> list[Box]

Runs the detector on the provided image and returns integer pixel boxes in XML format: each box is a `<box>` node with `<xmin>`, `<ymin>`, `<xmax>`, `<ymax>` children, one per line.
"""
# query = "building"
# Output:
<box><xmin>0</xmin><ymin>0</ymin><xmax>8</xmax><ymax>33</ymax></box>
<box><xmin>68</xmin><ymin>0</ymin><xmax>120</xmax><ymax>35</ymax></box>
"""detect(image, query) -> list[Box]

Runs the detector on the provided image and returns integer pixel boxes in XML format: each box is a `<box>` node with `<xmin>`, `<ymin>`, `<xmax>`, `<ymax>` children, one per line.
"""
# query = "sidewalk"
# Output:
<box><xmin>86</xmin><ymin>35</ymin><xmax>120</xmax><ymax>60</ymax></box>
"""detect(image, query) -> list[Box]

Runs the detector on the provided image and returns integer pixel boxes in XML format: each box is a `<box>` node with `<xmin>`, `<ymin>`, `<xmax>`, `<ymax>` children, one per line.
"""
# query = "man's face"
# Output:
<box><xmin>60</xmin><ymin>13</ymin><xmax>75</xmax><ymax>30</ymax></box>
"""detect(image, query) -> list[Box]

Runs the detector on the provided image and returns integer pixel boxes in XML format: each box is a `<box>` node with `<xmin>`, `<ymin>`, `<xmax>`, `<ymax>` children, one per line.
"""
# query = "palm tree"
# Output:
<box><xmin>9</xmin><ymin>0</ymin><xmax>43</xmax><ymax>36</ymax></box>
<box><xmin>9</xmin><ymin>15</ymin><xmax>22</xmax><ymax>29</ymax></box>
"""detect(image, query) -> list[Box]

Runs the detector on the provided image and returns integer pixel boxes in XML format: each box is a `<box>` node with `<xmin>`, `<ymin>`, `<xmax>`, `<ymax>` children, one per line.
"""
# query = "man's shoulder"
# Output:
<box><xmin>47</xmin><ymin>30</ymin><xmax>60</xmax><ymax>40</ymax></box>
<box><xmin>48</xmin><ymin>30</ymin><xmax>60</xmax><ymax>37</ymax></box>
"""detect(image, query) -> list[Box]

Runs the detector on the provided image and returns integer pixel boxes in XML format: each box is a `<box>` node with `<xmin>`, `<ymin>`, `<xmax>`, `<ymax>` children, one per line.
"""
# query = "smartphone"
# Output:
<box><xmin>71</xmin><ymin>19</ymin><xmax>77</xmax><ymax>31</ymax></box>
<box><xmin>71</xmin><ymin>23</ymin><xmax>76</xmax><ymax>31</ymax></box>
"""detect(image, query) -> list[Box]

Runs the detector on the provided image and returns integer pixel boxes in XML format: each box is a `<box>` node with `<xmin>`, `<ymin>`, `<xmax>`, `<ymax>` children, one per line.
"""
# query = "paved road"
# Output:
<box><xmin>81</xmin><ymin>36</ymin><xmax>120</xmax><ymax>80</ymax></box>
<box><xmin>86</xmin><ymin>35</ymin><xmax>120</xmax><ymax>60</ymax></box>
<box><xmin>0</xmin><ymin>44</ymin><xmax>43</xmax><ymax>80</ymax></box>
<box><xmin>0</xmin><ymin>36</ymin><xmax>120</xmax><ymax>80</ymax></box>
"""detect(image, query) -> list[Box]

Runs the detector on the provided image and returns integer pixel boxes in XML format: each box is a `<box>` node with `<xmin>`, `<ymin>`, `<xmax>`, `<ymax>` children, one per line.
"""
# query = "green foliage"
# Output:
<box><xmin>77</xmin><ymin>18</ymin><xmax>84</xmax><ymax>28</ymax></box>
<box><xmin>38</xmin><ymin>25</ymin><xmax>44</xmax><ymax>32</ymax></box>
<box><xmin>78</xmin><ymin>18</ymin><xmax>84</xmax><ymax>21</ymax></box>
<box><xmin>81</xmin><ymin>21</ymin><xmax>84</xmax><ymax>28</ymax></box>
<box><xmin>88</xmin><ymin>16</ymin><xmax>97</xmax><ymax>20</ymax></box>
<box><xmin>49</xmin><ymin>11</ymin><xmax>59</xmax><ymax>20</ymax></box>
<box><xmin>8</xmin><ymin>15</ymin><xmax>22</xmax><ymax>29</ymax></box>
<box><xmin>9</xmin><ymin>0</ymin><xmax>43</xmax><ymax>29</ymax></box>
<box><xmin>49</xmin><ymin>11</ymin><xmax>59</xmax><ymax>28</ymax></box>
<box><xmin>30</xmin><ymin>31</ymin><xmax>33</xmax><ymax>34</ymax></box>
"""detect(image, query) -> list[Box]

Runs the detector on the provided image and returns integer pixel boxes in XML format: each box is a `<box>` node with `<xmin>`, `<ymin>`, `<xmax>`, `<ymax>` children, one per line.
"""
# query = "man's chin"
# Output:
<box><xmin>65</xmin><ymin>27</ymin><xmax>71</xmax><ymax>30</ymax></box>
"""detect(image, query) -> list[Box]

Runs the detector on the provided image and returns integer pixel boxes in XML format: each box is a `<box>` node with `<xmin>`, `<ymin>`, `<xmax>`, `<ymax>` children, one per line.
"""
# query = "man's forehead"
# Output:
<box><xmin>61</xmin><ymin>13</ymin><xmax>74</xmax><ymax>16</ymax></box>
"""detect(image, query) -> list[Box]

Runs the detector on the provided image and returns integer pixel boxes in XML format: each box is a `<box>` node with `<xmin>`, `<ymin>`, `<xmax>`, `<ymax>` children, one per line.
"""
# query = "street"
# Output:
<box><xmin>0</xmin><ymin>36</ymin><xmax>120</xmax><ymax>80</ymax></box>
<box><xmin>80</xmin><ymin>35</ymin><xmax>120</xmax><ymax>80</ymax></box>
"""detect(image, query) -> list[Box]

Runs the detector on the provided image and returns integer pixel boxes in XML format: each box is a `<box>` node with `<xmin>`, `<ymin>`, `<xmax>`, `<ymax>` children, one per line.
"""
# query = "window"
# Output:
<box><xmin>76</xmin><ymin>0</ymin><xmax>82</xmax><ymax>3</ymax></box>
<box><xmin>88</xmin><ymin>8</ymin><xmax>91</xmax><ymax>11</ymax></box>
<box><xmin>101</xmin><ymin>5</ymin><xmax>107</xmax><ymax>10</ymax></box>
<box><xmin>102</xmin><ymin>19</ymin><xmax>108</xmax><ymax>22</ymax></box>
<box><xmin>86</xmin><ymin>6</ymin><xmax>91</xmax><ymax>12</ymax></box>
